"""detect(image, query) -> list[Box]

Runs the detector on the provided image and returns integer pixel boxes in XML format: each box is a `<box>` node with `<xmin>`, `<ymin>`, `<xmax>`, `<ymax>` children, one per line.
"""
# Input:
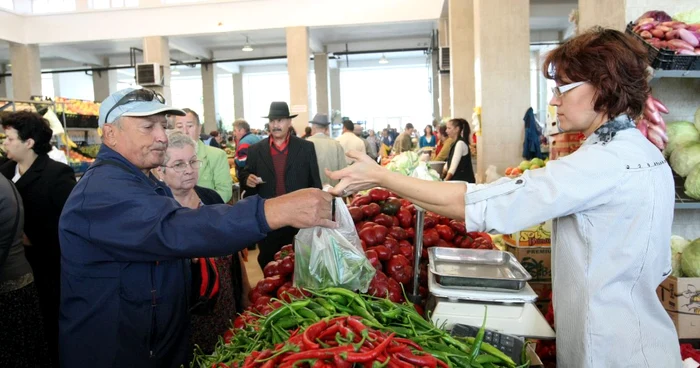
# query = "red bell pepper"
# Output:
<box><xmin>386</xmin><ymin>254</ymin><xmax>412</xmax><ymax>285</ymax></box>
<box><xmin>373</xmin><ymin>213</ymin><xmax>394</xmax><ymax>228</ymax></box>
<box><xmin>397</xmin><ymin>208</ymin><xmax>412</xmax><ymax>229</ymax></box>
<box><xmin>435</xmin><ymin>224</ymin><xmax>455</xmax><ymax>241</ymax></box>
<box><xmin>368</xmin><ymin>188</ymin><xmax>390</xmax><ymax>202</ymax></box>
<box><xmin>348</xmin><ymin>206</ymin><xmax>364</xmax><ymax>223</ymax></box>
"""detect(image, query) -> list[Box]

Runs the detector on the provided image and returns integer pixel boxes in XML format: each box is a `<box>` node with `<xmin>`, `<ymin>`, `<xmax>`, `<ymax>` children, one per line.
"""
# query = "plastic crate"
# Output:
<box><xmin>62</xmin><ymin>113</ymin><xmax>99</xmax><ymax>129</ymax></box>
<box><xmin>625</xmin><ymin>22</ymin><xmax>700</xmax><ymax>71</ymax></box>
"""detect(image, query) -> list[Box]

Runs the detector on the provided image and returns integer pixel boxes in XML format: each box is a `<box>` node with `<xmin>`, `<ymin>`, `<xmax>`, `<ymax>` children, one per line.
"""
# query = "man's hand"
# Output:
<box><xmin>246</xmin><ymin>174</ymin><xmax>261</xmax><ymax>188</ymax></box>
<box><xmin>264</xmin><ymin>188</ymin><xmax>336</xmax><ymax>229</ymax></box>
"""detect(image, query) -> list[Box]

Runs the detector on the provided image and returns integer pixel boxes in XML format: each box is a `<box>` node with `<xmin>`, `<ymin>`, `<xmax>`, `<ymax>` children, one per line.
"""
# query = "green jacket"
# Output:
<box><xmin>196</xmin><ymin>140</ymin><xmax>233</xmax><ymax>202</ymax></box>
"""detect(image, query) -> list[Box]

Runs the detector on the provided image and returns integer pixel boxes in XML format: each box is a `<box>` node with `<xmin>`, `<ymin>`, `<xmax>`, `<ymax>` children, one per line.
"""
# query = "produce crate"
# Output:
<box><xmin>504</xmin><ymin>221</ymin><xmax>552</xmax><ymax>281</ymax></box>
<box><xmin>657</xmin><ymin>276</ymin><xmax>700</xmax><ymax>338</ymax></box>
<box><xmin>62</xmin><ymin>113</ymin><xmax>99</xmax><ymax>129</ymax></box>
<box><xmin>625</xmin><ymin>22</ymin><xmax>700</xmax><ymax>71</ymax></box>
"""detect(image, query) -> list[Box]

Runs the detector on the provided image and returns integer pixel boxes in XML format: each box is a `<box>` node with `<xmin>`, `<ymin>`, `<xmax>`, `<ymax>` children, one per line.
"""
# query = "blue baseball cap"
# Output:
<box><xmin>98</xmin><ymin>88</ymin><xmax>186</xmax><ymax>127</ymax></box>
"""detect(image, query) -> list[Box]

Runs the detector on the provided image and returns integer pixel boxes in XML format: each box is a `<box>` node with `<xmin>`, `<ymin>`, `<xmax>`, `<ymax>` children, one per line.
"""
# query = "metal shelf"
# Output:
<box><xmin>653</xmin><ymin>69</ymin><xmax>700</xmax><ymax>79</ymax></box>
<box><xmin>674</xmin><ymin>174</ymin><xmax>700</xmax><ymax>210</ymax></box>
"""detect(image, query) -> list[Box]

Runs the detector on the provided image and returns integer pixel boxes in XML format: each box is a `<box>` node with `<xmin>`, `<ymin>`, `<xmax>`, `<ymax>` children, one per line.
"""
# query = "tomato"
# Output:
<box><xmin>372</xmin><ymin>245</ymin><xmax>392</xmax><ymax>261</ymax></box>
<box><xmin>373</xmin><ymin>225</ymin><xmax>388</xmax><ymax>244</ymax></box>
<box><xmin>361</xmin><ymin>221</ymin><xmax>377</xmax><ymax>230</ymax></box>
<box><xmin>348</xmin><ymin>206</ymin><xmax>364</xmax><ymax>223</ymax></box>
<box><xmin>359</xmin><ymin>227</ymin><xmax>378</xmax><ymax>247</ymax></box>
<box><xmin>232</xmin><ymin>316</ymin><xmax>245</xmax><ymax>330</ymax></box>
<box><xmin>248</xmin><ymin>288</ymin><xmax>265</xmax><ymax>304</ymax></box>
<box><xmin>387</xmin><ymin>278</ymin><xmax>406</xmax><ymax>303</ymax></box>
<box><xmin>361</xmin><ymin>203</ymin><xmax>380</xmax><ymax>218</ymax></box>
<box><xmin>422</xmin><ymin>228</ymin><xmax>439</xmax><ymax>247</ymax></box>
<box><xmin>368</xmin><ymin>188</ymin><xmax>390</xmax><ymax>202</ymax></box>
<box><xmin>413</xmin><ymin>303</ymin><xmax>425</xmax><ymax>316</ymax></box>
<box><xmin>380</xmin><ymin>198</ymin><xmax>402</xmax><ymax>216</ymax></box>
<box><xmin>436</xmin><ymin>239</ymin><xmax>450</xmax><ymax>248</ymax></box>
<box><xmin>365</xmin><ymin>249</ymin><xmax>380</xmax><ymax>269</ymax></box>
<box><xmin>398</xmin><ymin>243</ymin><xmax>414</xmax><ymax>262</ymax></box>
<box><xmin>257</xmin><ymin>275</ymin><xmax>285</xmax><ymax>294</ymax></box>
<box><xmin>223</xmin><ymin>328</ymin><xmax>235</xmax><ymax>343</ymax></box>
<box><xmin>418</xmin><ymin>286</ymin><xmax>428</xmax><ymax>298</ymax></box>
<box><xmin>383</xmin><ymin>237</ymin><xmax>400</xmax><ymax>256</ymax></box>
<box><xmin>351</xmin><ymin>194</ymin><xmax>372</xmax><ymax>207</ymax></box>
<box><xmin>254</xmin><ymin>296</ymin><xmax>272</xmax><ymax>309</ymax></box>
<box><xmin>423</xmin><ymin>216</ymin><xmax>437</xmax><ymax>229</ymax></box>
<box><xmin>263</xmin><ymin>260</ymin><xmax>281</xmax><ymax>277</ymax></box>
<box><xmin>406</xmin><ymin>227</ymin><xmax>415</xmax><ymax>239</ymax></box>
<box><xmin>386</xmin><ymin>254</ymin><xmax>412</xmax><ymax>285</ymax></box>
<box><xmin>435</xmin><ymin>224</ymin><xmax>455</xmax><ymax>241</ymax></box>
<box><xmin>397</xmin><ymin>208</ymin><xmax>412</xmax><ymax>228</ymax></box>
<box><xmin>419</xmin><ymin>265</ymin><xmax>428</xmax><ymax>285</ymax></box>
<box><xmin>438</xmin><ymin>215</ymin><xmax>451</xmax><ymax>225</ymax></box>
<box><xmin>449</xmin><ymin>220</ymin><xmax>466</xmax><ymax>235</ymax></box>
<box><xmin>392</xmin><ymin>216</ymin><xmax>399</xmax><ymax>227</ymax></box>
<box><xmin>361</xmin><ymin>240</ymin><xmax>367</xmax><ymax>251</ymax></box>
<box><xmin>368</xmin><ymin>271</ymin><xmax>390</xmax><ymax>299</ymax></box>
<box><xmin>389</xmin><ymin>226</ymin><xmax>408</xmax><ymax>240</ymax></box>
<box><xmin>373</xmin><ymin>213</ymin><xmax>394</xmax><ymax>228</ymax></box>
<box><xmin>259</xmin><ymin>305</ymin><xmax>273</xmax><ymax>316</ymax></box>
<box><xmin>399</xmin><ymin>199</ymin><xmax>413</xmax><ymax>209</ymax></box>
<box><xmin>279</xmin><ymin>256</ymin><xmax>294</xmax><ymax>276</ymax></box>
<box><xmin>276</xmin><ymin>281</ymin><xmax>293</xmax><ymax>300</ymax></box>
<box><xmin>460</xmin><ymin>235</ymin><xmax>474</xmax><ymax>249</ymax></box>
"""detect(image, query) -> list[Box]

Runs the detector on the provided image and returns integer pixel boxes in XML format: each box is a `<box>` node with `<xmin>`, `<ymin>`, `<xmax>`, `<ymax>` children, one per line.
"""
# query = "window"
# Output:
<box><xmin>42</xmin><ymin>74</ymin><xmax>55</xmax><ymax>98</ymax></box>
<box><xmin>242</xmin><ymin>72</ymin><xmax>290</xmax><ymax>130</ymax></box>
<box><xmin>0</xmin><ymin>0</ymin><xmax>13</xmax><ymax>10</ymax></box>
<box><xmin>217</xmin><ymin>74</ymin><xmax>233</xmax><ymax>131</ymax></box>
<box><xmin>170</xmin><ymin>76</ymin><xmax>203</xmax><ymax>124</ymax></box>
<box><xmin>32</xmin><ymin>0</ymin><xmax>76</xmax><ymax>13</ymax></box>
<box><xmin>339</xmin><ymin>66</ymin><xmax>432</xmax><ymax>133</ymax></box>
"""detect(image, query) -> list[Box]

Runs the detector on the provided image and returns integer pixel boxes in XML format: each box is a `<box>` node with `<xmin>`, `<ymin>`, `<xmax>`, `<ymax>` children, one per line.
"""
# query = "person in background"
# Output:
<box><xmin>0</xmin><ymin>175</ymin><xmax>51</xmax><ymax>367</ymax></box>
<box><xmin>354</xmin><ymin>124</ymin><xmax>376</xmax><ymax>161</ymax></box>
<box><xmin>443</xmin><ymin>118</ymin><xmax>476</xmax><ymax>183</ymax></box>
<box><xmin>307</xmin><ymin>113</ymin><xmax>347</xmax><ymax>186</ymax></box>
<box><xmin>156</xmin><ymin>131</ymin><xmax>242</xmax><ymax>354</ymax></box>
<box><xmin>434</xmin><ymin>123</ymin><xmax>454</xmax><ymax>162</ymax></box>
<box><xmin>0</xmin><ymin>111</ymin><xmax>76</xmax><ymax>366</ymax></box>
<box><xmin>419</xmin><ymin>125</ymin><xmax>437</xmax><ymax>148</ymax></box>
<box><xmin>433</xmin><ymin>124</ymin><xmax>449</xmax><ymax>161</ymax></box>
<box><xmin>209</xmin><ymin>130</ymin><xmax>222</xmax><ymax>148</ymax></box>
<box><xmin>240</xmin><ymin>101</ymin><xmax>323</xmax><ymax>268</ymax></box>
<box><xmin>302</xmin><ymin>126</ymin><xmax>312</xmax><ymax>140</ymax></box>
<box><xmin>59</xmin><ymin>89</ymin><xmax>333</xmax><ymax>367</ymax></box>
<box><xmin>227</xmin><ymin>135</ymin><xmax>235</xmax><ymax>150</ymax></box>
<box><xmin>392</xmin><ymin>123</ymin><xmax>414</xmax><ymax>154</ymax></box>
<box><xmin>336</xmin><ymin>119</ymin><xmax>365</xmax><ymax>165</ymax></box>
<box><xmin>381</xmin><ymin>128</ymin><xmax>393</xmax><ymax>147</ymax></box>
<box><xmin>326</xmin><ymin>28</ymin><xmax>681</xmax><ymax>367</ymax></box>
<box><xmin>174</xmin><ymin>108</ymin><xmax>233</xmax><ymax>202</ymax></box>
<box><xmin>366</xmin><ymin>130</ymin><xmax>381</xmax><ymax>160</ymax></box>
<box><xmin>233</xmin><ymin>119</ymin><xmax>262</xmax><ymax>184</ymax></box>
<box><xmin>387</xmin><ymin>125</ymin><xmax>399</xmax><ymax>142</ymax></box>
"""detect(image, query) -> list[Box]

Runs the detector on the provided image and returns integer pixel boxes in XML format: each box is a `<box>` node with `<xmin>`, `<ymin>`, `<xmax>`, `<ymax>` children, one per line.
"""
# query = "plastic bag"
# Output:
<box><xmin>293</xmin><ymin>197</ymin><xmax>376</xmax><ymax>292</ymax></box>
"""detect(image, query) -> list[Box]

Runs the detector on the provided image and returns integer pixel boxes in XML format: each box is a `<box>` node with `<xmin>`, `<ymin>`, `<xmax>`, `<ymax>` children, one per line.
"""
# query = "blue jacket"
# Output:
<box><xmin>522</xmin><ymin>107</ymin><xmax>544</xmax><ymax>160</ymax></box>
<box><xmin>58</xmin><ymin>145</ymin><xmax>270</xmax><ymax>368</ymax></box>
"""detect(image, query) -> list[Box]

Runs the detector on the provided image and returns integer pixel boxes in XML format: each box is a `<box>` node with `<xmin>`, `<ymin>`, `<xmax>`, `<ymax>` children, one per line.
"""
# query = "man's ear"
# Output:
<box><xmin>102</xmin><ymin>124</ymin><xmax>118</xmax><ymax>147</ymax></box>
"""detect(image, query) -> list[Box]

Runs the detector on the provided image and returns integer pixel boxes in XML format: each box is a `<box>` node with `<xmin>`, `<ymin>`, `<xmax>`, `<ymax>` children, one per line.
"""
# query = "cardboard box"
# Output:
<box><xmin>657</xmin><ymin>276</ymin><xmax>700</xmax><ymax>339</ymax></box>
<box><xmin>504</xmin><ymin>221</ymin><xmax>552</xmax><ymax>248</ymax></box>
<box><xmin>530</xmin><ymin>281</ymin><xmax>553</xmax><ymax>301</ymax></box>
<box><xmin>506</xmin><ymin>244</ymin><xmax>552</xmax><ymax>281</ymax></box>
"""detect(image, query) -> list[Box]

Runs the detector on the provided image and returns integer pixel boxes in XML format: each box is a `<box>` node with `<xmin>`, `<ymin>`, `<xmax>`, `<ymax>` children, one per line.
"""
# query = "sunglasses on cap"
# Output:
<box><xmin>104</xmin><ymin>88</ymin><xmax>166</xmax><ymax>124</ymax></box>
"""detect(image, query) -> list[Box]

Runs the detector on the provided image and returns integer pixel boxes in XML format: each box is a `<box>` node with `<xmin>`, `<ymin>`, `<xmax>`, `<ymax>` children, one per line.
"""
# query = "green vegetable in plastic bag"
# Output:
<box><xmin>674</xmin><ymin>8</ymin><xmax>700</xmax><ymax>24</ymax></box>
<box><xmin>293</xmin><ymin>197</ymin><xmax>376</xmax><ymax>292</ymax></box>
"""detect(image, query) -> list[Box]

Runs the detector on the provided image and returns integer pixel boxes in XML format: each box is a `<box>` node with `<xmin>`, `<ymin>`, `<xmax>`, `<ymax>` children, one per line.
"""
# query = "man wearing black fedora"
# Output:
<box><xmin>240</xmin><ymin>101</ymin><xmax>323</xmax><ymax>268</ymax></box>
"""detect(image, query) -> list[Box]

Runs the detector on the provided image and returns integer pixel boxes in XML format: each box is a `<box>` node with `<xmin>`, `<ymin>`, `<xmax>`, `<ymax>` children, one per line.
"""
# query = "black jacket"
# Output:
<box><xmin>240</xmin><ymin>136</ymin><xmax>322</xmax><ymax>198</ymax></box>
<box><xmin>194</xmin><ymin>185</ymin><xmax>224</xmax><ymax>205</ymax></box>
<box><xmin>0</xmin><ymin>155</ymin><xmax>76</xmax><ymax>256</ymax></box>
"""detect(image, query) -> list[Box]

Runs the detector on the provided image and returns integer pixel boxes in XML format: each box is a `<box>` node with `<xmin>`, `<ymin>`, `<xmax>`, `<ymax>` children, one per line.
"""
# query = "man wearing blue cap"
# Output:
<box><xmin>58</xmin><ymin>88</ymin><xmax>334</xmax><ymax>367</ymax></box>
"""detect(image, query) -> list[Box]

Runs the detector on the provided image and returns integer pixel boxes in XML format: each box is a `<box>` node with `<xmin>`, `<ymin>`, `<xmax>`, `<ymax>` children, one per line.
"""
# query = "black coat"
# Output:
<box><xmin>240</xmin><ymin>136</ymin><xmax>322</xmax><ymax>198</ymax></box>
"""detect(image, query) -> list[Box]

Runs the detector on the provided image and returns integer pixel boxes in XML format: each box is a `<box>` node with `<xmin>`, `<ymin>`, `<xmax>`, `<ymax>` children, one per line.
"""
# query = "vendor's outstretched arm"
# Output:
<box><xmin>327</xmin><ymin>150</ymin><xmax>467</xmax><ymax>220</ymax></box>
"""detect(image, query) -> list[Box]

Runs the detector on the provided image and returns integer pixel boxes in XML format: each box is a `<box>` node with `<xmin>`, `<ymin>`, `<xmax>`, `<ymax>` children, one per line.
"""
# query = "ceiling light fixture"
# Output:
<box><xmin>242</xmin><ymin>37</ymin><xmax>254</xmax><ymax>52</ymax></box>
<box><xmin>379</xmin><ymin>54</ymin><xmax>389</xmax><ymax>64</ymax></box>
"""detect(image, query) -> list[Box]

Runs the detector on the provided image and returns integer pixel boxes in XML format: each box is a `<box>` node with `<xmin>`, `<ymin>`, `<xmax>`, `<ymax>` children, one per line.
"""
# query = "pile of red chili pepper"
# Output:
<box><xmin>236</xmin><ymin>316</ymin><xmax>446</xmax><ymax>368</ymax></box>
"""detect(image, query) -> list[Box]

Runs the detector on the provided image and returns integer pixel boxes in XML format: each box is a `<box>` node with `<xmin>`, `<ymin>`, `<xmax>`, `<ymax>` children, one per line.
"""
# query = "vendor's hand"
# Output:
<box><xmin>264</xmin><ymin>188</ymin><xmax>336</xmax><ymax>230</ymax></box>
<box><xmin>326</xmin><ymin>150</ymin><xmax>385</xmax><ymax>197</ymax></box>
<box><xmin>246</xmin><ymin>174</ymin><xmax>261</xmax><ymax>188</ymax></box>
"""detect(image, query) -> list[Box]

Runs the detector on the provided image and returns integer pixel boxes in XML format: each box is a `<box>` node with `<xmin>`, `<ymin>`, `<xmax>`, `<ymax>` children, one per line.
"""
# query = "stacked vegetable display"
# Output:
<box><xmin>631</xmin><ymin>11</ymin><xmax>700</xmax><ymax>55</ymax></box>
<box><xmin>637</xmin><ymin>95</ymin><xmax>670</xmax><ymax>151</ymax></box>
<box><xmin>192</xmin><ymin>288</ymin><xmax>526</xmax><ymax>368</ymax></box>
<box><xmin>666</xmin><ymin>107</ymin><xmax>700</xmax><ymax>200</ymax></box>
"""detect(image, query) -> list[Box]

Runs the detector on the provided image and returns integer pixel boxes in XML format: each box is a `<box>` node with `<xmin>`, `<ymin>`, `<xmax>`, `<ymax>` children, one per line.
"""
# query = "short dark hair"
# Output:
<box><xmin>405</xmin><ymin>123</ymin><xmax>414</xmax><ymax>130</ymax></box>
<box><xmin>438</xmin><ymin>124</ymin><xmax>448</xmax><ymax>138</ymax></box>
<box><xmin>209</xmin><ymin>130</ymin><xmax>219</xmax><ymax>137</ymax></box>
<box><xmin>1</xmin><ymin>111</ymin><xmax>53</xmax><ymax>155</ymax></box>
<box><xmin>304</xmin><ymin>126</ymin><xmax>312</xmax><ymax>135</ymax></box>
<box><xmin>182</xmin><ymin>108</ymin><xmax>201</xmax><ymax>125</ymax></box>
<box><xmin>342</xmin><ymin>120</ymin><xmax>354</xmax><ymax>131</ymax></box>
<box><xmin>542</xmin><ymin>27</ymin><xmax>649</xmax><ymax>120</ymax></box>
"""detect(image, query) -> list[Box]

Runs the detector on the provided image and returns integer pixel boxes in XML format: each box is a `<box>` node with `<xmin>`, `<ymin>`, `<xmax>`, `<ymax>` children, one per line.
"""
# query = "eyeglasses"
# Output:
<box><xmin>104</xmin><ymin>89</ymin><xmax>166</xmax><ymax>123</ymax></box>
<box><xmin>162</xmin><ymin>160</ymin><xmax>202</xmax><ymax>173</ymax></box>
<box><xmin>551</xmin><ymin>81</ymin><xmax>586</xmax><ymax>98</ymax></box>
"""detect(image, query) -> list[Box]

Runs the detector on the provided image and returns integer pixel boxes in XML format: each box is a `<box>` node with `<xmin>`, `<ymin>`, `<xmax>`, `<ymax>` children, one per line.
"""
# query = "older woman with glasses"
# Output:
<box><xmin>326</xmin><ymin>28</ymin><xmax>680</xmax><ymax>367</ymax></box>
<box><xmin>156</xmin><ymin>131</ymin><xmax>242</xmax><ymax>353</ymax></box>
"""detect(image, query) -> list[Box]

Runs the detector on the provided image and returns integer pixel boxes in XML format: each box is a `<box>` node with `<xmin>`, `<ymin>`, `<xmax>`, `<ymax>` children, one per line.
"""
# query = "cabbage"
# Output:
<box><xmin>672</xmin><ymin>235</ymin><xmax>691</xmax><ymax>277</ymax></box>
<box><xmin>681</xmin><ymin>239</ymin><xmax>700</xmax><ymax>277</ymax></box>
<box><xmin>695</xmin><ymin>107</ymin><xmax>700</xmax><ymax>133</ymax></box>
<box><xmin>664</xmin><ymin>121</ymin><xmax>700</xmax><ymax>158</ymax></box>
<box><xmin>686</xmin><ymin>164</ymin><xmax>700</xmax><ymax>200</ymax></box>
<box><xmin>670</xmin><ymin>142</ymin><xmax>700</xmax><ymax>177</ymax></box>
<box><xmin>674</xmin><ymin>8</ymin><xmax>700</xmax><ymax>24</ymax></box>
<box><xmin>385</xmin><ymin>151</ymin><xmax>420</xmax><ymax>177</ymax></box>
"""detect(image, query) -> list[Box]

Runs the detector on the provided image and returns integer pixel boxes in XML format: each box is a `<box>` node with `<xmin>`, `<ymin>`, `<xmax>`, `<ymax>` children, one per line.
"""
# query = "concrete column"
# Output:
<box><xmin>0</xmin><ymin>65</ymin><xmax>8</xmax><ymax>98</ymax></box>
<box><xmin>314</xmin><ymin>53</ymin><xmax>330</xmax><ymax>115</ymax></box>
<box><xmin>142</xmin><ymin>36</ymin><xmax>171</xmax><ymax>102</ymax></box>
<box><xmin>9</xmin><ymin>43</ymin><xmax>42</xmax><ymax>100</ymax></box>
<box><xmin>438</xmin><ymin>17</ymin><xmax>451</xmax><ymax>119</ymax></box>
<box><xmin>92</xmin><ymin>59</ymin><xmax>118</xmax><ymax>101</ymax></box>
<box><xmin>232</xmin><ymin>73</ymin><xmax>244</xmax><ymax>119</ymax></box>
<box><xmin>448</xmin><ymin>0</ymin><xmax>475</xmax><ymax>121</ymax></box>
<box><xmin>285</xmin><ymin>26</ymin><xmax>311</xmax><ymax>135</ymax></box>
<box><xmin>578</xmin><ymin>0</ymin><xmax>625</xmax><ymax>32</ymax></box>
<box><xmin>431</xmin><ymin>50</ymin><xmax>440</xmax><ymax>120</ymax></box>
<box><xmin>329</xmin><ymin>68</ymin><xmax>341</xmax><ymax>117</ymax></box>
<box><xmin>52</xmin><ymin>74</ymin><xmax>62</xmax><ymax>96</ymax></box>
<box><xmin>473</xmin><ymin>0</ymin><xmax>530</xmax><ymax>180</ymax></box>
<box><xmin>201</xmin><ymin>62</ymin><xmax>218</xmax><ymax>133</ymax></box>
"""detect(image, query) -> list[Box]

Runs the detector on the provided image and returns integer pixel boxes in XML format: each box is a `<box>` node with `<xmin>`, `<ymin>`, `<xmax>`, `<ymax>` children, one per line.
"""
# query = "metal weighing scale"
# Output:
<box><xmin>408</xmin><ymin>209</ymin><xmax>555</xmax><ymax>341</ymax></box>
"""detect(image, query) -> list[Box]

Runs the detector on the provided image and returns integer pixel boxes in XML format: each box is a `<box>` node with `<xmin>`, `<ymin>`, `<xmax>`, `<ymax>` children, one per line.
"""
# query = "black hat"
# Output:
<box><xmin>263</xmin><ymin>101</ymin><xmax>298</xmax><ymax>119</ymax></box>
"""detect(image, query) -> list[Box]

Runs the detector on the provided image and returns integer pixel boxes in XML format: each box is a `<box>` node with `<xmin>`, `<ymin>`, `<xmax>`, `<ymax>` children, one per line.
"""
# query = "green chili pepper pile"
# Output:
<box><xmin>190</xmin><ymin>288</ymin><xmax>529</xmax><ymax>368</ymax></box>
